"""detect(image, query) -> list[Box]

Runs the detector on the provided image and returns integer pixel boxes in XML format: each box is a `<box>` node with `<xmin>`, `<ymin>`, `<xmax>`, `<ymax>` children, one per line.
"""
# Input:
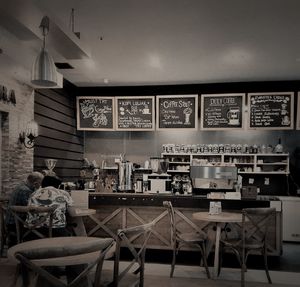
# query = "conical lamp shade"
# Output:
<box><xmin>31</xmin><ymin>49</ymin><xmax>57</xmax><ymax>87</ymax></box>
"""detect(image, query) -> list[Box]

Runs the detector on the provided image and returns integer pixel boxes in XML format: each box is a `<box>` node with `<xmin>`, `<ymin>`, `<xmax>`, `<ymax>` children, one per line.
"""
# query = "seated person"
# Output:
<box><xmin>27</xmin><ymin>175</ymin><xmax>73</xmax><ymax>237</ymax></box>
<box><xmin>6</xmin><ymin>171</ymin><xmax>44</xmax><ymax>246</ymax></box>
<box><xmin>27</xmin><ymin>176</ymin><xmax>86</xmax><ymax>286</ymax></box>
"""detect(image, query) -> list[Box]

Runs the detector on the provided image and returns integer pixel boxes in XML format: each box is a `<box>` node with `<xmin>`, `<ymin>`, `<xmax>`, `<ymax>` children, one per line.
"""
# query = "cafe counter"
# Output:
<box><xmin>84</xmin><ymin>192</ymin><xmax>282</xmax><ymax>255</ymax></box>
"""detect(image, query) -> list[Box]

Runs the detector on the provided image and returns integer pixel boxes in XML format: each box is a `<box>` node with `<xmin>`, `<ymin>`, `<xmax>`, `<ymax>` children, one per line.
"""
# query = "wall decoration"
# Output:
<box><xmin>116</xmin><ymin>96</ymin><xmax>155</xmax><ymax>131</ymax></box>
<box><xmin>248</xmin><ymin>92</ymin><xmax>294</xmax><ymax>130</ymax></box>
<box><xmin>76</xmin><ymin>97</ymin><xmax>115</xmax><ymax>130</ymax></box>
<box><xmin>200</xmin><ymin>93</ymin><xmax>245</xmax><ymax>130</ymax></box>
<box><xmin>156</xmin><ymin>95</ymin><xmax>198</xmax><ymax>130</ymax></box>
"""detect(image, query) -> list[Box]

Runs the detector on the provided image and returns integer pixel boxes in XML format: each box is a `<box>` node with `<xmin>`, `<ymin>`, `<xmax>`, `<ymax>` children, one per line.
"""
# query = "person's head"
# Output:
<box><xmin>26</xmin><ymin>171</ymin><xmax>44</xmax><ymax>190</ymax></box>
<box><xmin>41</xmin><ymin>175</ymin><xmax>62</xmax><ymax>188</ymax></box>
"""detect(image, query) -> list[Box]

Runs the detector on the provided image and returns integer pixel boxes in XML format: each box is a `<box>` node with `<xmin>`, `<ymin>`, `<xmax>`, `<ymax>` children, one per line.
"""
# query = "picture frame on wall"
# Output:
<box><xmin>156</xmin><ymin>94</ymin><xmax>198</xmax><ymax>130</ymax></box>
<box><xmin>116</xmin><ymin>96</ymin><xmax>155</xmax><ymax>131</ymax></box>
<box><xmin>76</xmin><ymin>96</ymin><xmax>115</xmax><ymax>131</ymax></box>
<box><xmin>248</xmin><ymin>92</ymin><xmax>294</xmax><ymax>130</ymax></box>
<box><xmin>200</xmin><ymin>93</ymin><xmax>245</xmax><ymax>130</ymax></box>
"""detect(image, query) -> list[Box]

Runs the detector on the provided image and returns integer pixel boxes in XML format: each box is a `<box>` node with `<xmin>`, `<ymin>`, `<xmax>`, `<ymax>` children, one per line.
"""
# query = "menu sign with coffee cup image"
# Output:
<box><xmin>116</xmin><ymin>96</ymin><xmax>155</xmax><ymax>130</ymax></box>
<box><xmin>248</xmin><ymin>92</ymin><xmax>294</xmax><ymax>130</ymax></box>
<box><xmin>77</xmin><ymin>96</ymin><xmax>115</xmax><ymax>130</ymax></box>
<box><xmin>200</xmin><ymin>93</ymin><xmax>245</xmax><ymax>130</ymax></box>
<box><xmin>156</xmin><ymin>94</ymin><xmax>198</xmax><ymax>130</ymax></box>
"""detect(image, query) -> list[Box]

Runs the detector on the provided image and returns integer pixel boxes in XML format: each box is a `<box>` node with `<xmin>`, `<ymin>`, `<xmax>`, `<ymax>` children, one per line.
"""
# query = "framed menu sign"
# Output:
<box><xmin>200</xmin><ymin>93</ymin><xmax>245</xmax><ymax>130</ymax></box>
<box><xmin>76</xmin><ymin>97</ymin><xmax>115</xmax><ymax>130</ymax></box>
<box><xmin>156</xmin><ymin>95</ymin><xmax>198</xmax><ymax>130</ymax></box>
<box><xmin>116</xmin><ymin>96</ymin><xmax>155</xmax><ymax>131</ymax></box>
<box><xmin>248</xmin><ymin>92</ymin><xmax>294</xmax><ymax>130</ymax></box>
<box><xmin>296</xmin><ymin>92</ymin><xmax>300</xmax><ymax>130</ymax></box>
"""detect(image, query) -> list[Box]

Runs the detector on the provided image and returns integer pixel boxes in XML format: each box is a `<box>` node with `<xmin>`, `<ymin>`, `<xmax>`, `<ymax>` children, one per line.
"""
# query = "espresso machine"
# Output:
<box><xmin>147</xmin><ymin>157</ymin><xmax>171</xmax><ymax>194</ymax></box>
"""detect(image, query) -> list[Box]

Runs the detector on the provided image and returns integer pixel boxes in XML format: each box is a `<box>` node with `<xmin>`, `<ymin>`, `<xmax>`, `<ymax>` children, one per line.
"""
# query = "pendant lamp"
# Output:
<box><xmin>31</xmin><ymin>16</ymin><xmax>57</xmax><ymax>87</ymax></box>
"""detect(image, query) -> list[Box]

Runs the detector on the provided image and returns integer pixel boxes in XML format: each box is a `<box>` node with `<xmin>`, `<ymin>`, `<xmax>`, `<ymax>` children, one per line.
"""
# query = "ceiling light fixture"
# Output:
<box><xmin>31</xmin><ymin>16</ymin><xmax>57</xmax><ymax>87</ymax></box>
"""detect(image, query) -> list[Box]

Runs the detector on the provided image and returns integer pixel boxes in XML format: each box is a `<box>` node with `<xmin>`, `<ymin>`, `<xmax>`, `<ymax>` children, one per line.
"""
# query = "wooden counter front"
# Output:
<box><xmin>84</xmin><ymin>193</ymin><xmax>282</xmax><ymax>256</ymax></box>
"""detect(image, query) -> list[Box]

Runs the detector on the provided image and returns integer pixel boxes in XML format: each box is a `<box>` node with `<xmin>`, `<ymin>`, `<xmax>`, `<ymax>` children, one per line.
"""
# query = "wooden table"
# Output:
<box><xmin>192</xmin><ymin>211</ymin><xmax>243</xmax><ymax>278</ymax></box>
<box><xmin>68</xmin><ymin>208</ymin><xmax>96</xmax><ymax>236</ymax></box>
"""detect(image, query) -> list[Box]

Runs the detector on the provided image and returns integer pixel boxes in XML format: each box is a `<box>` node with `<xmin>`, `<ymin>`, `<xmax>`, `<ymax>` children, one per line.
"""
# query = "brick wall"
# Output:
<box><xmin>0</xmin><ymin>74</ymin><xmax>35</xmax><ymax>195</ymax></box>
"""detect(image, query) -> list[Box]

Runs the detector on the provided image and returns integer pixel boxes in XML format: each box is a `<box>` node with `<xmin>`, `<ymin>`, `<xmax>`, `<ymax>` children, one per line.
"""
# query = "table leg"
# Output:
<box><xmin>213</xmin><ymin>223</ymin><xmax>221</xmax><ymax>278</ymax></box>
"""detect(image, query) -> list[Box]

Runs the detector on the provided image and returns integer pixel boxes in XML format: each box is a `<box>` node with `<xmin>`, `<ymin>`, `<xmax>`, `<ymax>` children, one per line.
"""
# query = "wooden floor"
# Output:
<box><xmin>0</xmin><ymin>258</ymin><xmax>299</xmax><ymax>287</ymax></box>
<box><xmin>1</xmin><ymin>242</ymin><xmax>299</xmax><ymax>286</ymax></box>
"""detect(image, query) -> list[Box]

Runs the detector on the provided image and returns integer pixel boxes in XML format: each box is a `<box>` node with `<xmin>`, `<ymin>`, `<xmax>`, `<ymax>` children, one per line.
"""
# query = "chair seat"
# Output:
<box><xmin>178</xmin><ymin>232</ymin><xmax>206</xmax><ymax>243</ymax></box>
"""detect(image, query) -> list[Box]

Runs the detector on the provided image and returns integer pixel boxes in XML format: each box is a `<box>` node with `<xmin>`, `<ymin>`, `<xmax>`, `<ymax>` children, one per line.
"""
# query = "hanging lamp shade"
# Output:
<box><xmin>31</xmin><ymin>16</ymin><xmax>57</xmax><ymax>87</ymax></box>
<box><xmin>31</xmin><ymin>49</ymin><xmax>57</xmax><ymax>86</ymax></box>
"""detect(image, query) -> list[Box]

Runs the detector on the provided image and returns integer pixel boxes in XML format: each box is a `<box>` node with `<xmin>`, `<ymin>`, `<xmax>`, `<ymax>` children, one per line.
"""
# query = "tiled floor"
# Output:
<box><xmin>1</xmin><ymin>242</ymin><xmax>299</xmax><ymax>286</ymax></box>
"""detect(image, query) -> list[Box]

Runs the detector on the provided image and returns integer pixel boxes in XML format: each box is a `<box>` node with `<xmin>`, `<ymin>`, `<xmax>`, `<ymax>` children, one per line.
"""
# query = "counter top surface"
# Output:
<box><xmin>88</xmin><ymin>192</ymin><xmax>274</xmax><ymax>209</ymax></box>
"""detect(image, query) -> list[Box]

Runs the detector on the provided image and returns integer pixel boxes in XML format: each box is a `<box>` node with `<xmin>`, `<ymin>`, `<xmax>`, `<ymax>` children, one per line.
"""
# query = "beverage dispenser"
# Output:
<box><xmin>118</xmin><ymin>161</ymin><xmax>133</xmax><ymax>192</ymax></box>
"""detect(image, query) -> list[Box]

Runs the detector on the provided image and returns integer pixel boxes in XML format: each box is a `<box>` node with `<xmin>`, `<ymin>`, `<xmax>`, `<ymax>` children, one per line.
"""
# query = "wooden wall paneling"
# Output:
<box><xmin>35</xmin><ymin>93</ymin><xmax>75</xmax><ymax>117</ymax></box>
<box><xmin>36</xmin><ymin>137</ymin><xmax>83</xmax><ymax>153</ymax></box>
<box><xmin>34</xmin><ymin>103</ymin><xmax>77</xmax><ymax>126</ymax></box>
<box><xmin>34</xmin><ymin>146</ymin><xmax>82</xmax><ymax>161</ymax></box>
<box><xmin>36</xmin><ymin>89</ymin><xmax>75</xmax><ymax>108</ymax></box>
<box><xmin>35</xmin><ymin>114</ymin><xmax>78</xmax><ymax>135</ymax></box>
<box><xmin>34</xmin><ymin>84</ymin><xmax>84</xmax><ymax>182</ymax></box>
<box><xmin>38</xmin><ymin>126</ymin><xmax>83</xmax><ymax>144</ymax></box>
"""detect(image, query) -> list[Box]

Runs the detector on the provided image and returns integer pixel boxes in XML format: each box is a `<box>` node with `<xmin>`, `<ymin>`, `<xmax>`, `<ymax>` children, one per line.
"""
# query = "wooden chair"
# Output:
<box><xmin>0</xmin><ymin>196</ymin><xmax>9</xmax><ymax>256</ymax></box>
<box><xmin>9</xmin><ymin>205</ymin><xmax>55</xmax><ymax>243</ymax></box>
<box><xmin>163</xmin><ymin>201</ymin><xmax>210</xmax><ymax>278</ymax></box>
<box><xmin>8</xmin><ymin>236</ymin><xmax>115</xmax><ymax>287</ymax></box>
<box><xmin>219</xmin><ymin>207</ymin><xmax>276</xmax><ymax>286</ymax></box>
<box><xmin>110</xmin><ymin>220</ymin><xmax>156</xmax><ymax>287</ymax></box>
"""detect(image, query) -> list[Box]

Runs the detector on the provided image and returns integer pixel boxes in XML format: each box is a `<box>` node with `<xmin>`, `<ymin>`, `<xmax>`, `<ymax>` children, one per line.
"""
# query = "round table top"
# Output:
<box><xmin>192</xmin><ymin>211</ymin><xmax>243</xmax><ymax>223</ymax></box>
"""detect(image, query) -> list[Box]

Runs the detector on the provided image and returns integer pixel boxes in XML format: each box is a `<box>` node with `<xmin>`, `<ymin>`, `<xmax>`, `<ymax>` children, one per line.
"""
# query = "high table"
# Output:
<box><xmin>68</xmin><ymin>208</ymin><xmax>96</xmax><ymax>236</ymax></box>
<box><xmin>192</xmin><ymin>211</ymin><xmax>243</xmax><ymax>278</ymax></box>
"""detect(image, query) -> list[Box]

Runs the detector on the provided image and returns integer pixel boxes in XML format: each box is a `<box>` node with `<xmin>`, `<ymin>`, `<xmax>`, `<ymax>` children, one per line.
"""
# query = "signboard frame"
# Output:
<box><xmin>115</xmin><ymin>96</ymin><xmax>155</xmax><ymax>131</ymax></box>
<box><xmin>76</xmin><ymin>96</ymin><xmax>115</xmax><ymax>131</ymax></box>
<box><xmin>296</xmin><ymin>92</ymin><xmax>300</xmax><ymax>130</ymax></box>
<box><xmin>156</xmin><ymin>94</ymin><xmax>198</xmax><ymax>130</ymax></box>
<box><xmin>247</xmin><ymin>92</ymin><xmax>294</xmax><ymax>130</ymax></box>
<box><xmin>200</xmin><ymin>93</ymin><xmax>246</xmax><ymax>130</ymax></box>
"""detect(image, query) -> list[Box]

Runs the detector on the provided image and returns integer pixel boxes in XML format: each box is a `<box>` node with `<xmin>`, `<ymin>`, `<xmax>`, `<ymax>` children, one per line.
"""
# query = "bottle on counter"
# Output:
<box><xmin>274</xmin><ymin>138</ymin><xmax>283</xmax><ymax>153</ymax></box>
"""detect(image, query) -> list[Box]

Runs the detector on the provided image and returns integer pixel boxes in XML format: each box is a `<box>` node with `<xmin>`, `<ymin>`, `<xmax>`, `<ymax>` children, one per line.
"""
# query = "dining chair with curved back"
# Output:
<box><xmin>9</xmin><ymin>205</ymin><xmax>55</xmax><ymax>243</ymax></box>
<box><xmin>220</xmin><ymin>207</ymin><xmax>276</xmax><ymax>286</ymax></box>
<box><xmin>163</xmin><ymin>201</ymin><xmax>210</xmax><ymax>279</ymax></box>
<box><xmin>111</xmin><ymin>220</ymin><xmax>156</xmax><ymax>287</ymax></box>
<box><xmin>8</xmin><ymin>236</ymin><xmax>115</xmax><ymax>287</ymax></box>
<box><xmin>0</xmin><ymin>195</ymin><xmax>9</xmax><ymax>256</ymax></box>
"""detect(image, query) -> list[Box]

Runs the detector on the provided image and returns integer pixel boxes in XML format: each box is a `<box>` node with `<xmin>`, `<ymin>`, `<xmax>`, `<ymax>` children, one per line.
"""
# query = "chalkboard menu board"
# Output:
<box><xmin>297</xmin><ymin>92</ymin><xmax>300</xmax><ymax>130</ymax></box>
<box><xmin>248</xmin><ymin>92</ymin><xmax>294</xmax><ymax>130</ymax></box>
<box><xmin>76</xmin><ymin>97</ymin><xmax>115</xmax><ymax>130</ymax></box>
<box><xmin>116</xmin><ymin>96</ymin><xmax>155</xmax><ymax>130</ymax></box>
<box><xmin>200</xmin><ymin>93</ymin><xmax>245</xmax><ymax>130</ymax></box>
<box><xmin>156</xmin><ymin>95</ymin><xmax>198</xmax><ymax>130</ymax></box>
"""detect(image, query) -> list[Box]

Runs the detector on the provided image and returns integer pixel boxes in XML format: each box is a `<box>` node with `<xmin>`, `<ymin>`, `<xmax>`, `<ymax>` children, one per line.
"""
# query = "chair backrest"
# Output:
<box><xmin>0</xmin><ymin>196</ymin><xmax>9</xmax><ymax>256</ymax></box>
<box><xmin>9</xmin><ymin>205</ymin><xmax>55</xmax><ymax>243</ymax></box>
<box><xmin>9</xmin><ymin>236</ymin><xmax>115</xmax><ymax>287</ymax></box>
<box><xmin>113</xmin><ymin>220</ymin><xmax>155</xmax><ymax>287</ymax></box>
<box><xmin>242</xmin><ymin>207</ymin><xmax>276</xmax><ymax>249</ymax></box>
<box><xmin>163</xmin><ymin>201</ymin><xmax>176</xmax><ymax>244</ymax></box>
